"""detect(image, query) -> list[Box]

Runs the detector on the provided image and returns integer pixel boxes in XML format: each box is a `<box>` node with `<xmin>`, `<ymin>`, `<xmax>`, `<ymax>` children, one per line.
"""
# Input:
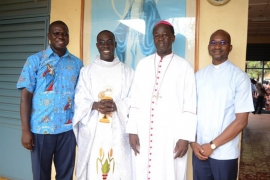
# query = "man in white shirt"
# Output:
<box><xmin>191</xmin><ymin>29</ymin><xmax>254</xmax><ymax>180</ymax></box>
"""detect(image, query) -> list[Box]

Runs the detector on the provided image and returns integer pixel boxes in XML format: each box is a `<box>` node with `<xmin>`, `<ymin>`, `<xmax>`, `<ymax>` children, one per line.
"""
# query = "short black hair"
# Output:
<box><xmin>251</xmin><ymin>79</ymin><xmax>257</xmax><ymax>84</ymax></box>
<box><xmin>97</xmin><ymin>30</ymin><xmax>115</xmax><ymax>42</ymax></box>
<box><xmin>49</xmin><ymin>21</ymin><xmax>68</xmax><ymax>32</ymax></box>
<box><xmin>153</xmin><ymin>24</ymin><xmax>175</xmax><ymax>35</ymax></box>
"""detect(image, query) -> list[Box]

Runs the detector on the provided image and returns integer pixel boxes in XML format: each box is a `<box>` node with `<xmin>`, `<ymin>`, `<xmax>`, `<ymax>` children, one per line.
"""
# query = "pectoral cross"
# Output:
<box><xmin>153</xmin><ymin>92</ymin><xmax>162</xmax><ymax>104</ymax></box>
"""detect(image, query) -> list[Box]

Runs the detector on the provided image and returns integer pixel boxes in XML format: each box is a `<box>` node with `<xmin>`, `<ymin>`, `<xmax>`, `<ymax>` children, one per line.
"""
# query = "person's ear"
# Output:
<box><xmin>172</xmin><ymin>35</ymin><xmax>175</xmax><ymax>43</ymax></box>
<box><xmin>47</xmin><ymin>33</ymin><xmax>49</xmax><ymax>38</ymax></box>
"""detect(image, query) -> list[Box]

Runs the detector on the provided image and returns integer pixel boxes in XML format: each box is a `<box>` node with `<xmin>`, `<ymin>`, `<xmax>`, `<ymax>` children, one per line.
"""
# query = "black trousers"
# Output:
<box><xmin>192</xmin><ymin>153</ymin><xmax>238</xmax><ymax>180</ymax></box>
<box><xmin>254</xmin><ymin>96</ymin><xmax>264</xmax><ymax>114</ymax></box>
<box><xmin>31</xmin><ymin>130</ymin><xmax>76</xmax><ymax>180</ymax></box>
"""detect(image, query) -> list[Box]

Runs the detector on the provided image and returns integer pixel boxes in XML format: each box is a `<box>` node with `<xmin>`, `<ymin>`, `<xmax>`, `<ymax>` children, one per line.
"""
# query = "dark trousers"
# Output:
<box><xmin>192</xmin><ymin>153</ymin><xmax>238</xmax><ymax>180</ymax></box>
<box><xmin>254</xmin><ymin>96</ymin><xmax>264</xmax><ymax>114</ymax></box>
<box><xmin>31</xmin><ymin>130</ymin><xmax>76</xmax><ymax>180</ymax></box>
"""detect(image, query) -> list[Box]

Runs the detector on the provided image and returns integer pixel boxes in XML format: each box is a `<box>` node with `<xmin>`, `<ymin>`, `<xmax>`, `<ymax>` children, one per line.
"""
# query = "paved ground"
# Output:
<box><xmin>238</xmin><ymin>113</ymin><xmax>270</xmax><ymax>180</ymax></box>
<box><xmin>1</xmin><ymin>113</ymin><xmax>269</xmax><ymax>180</ymax></box>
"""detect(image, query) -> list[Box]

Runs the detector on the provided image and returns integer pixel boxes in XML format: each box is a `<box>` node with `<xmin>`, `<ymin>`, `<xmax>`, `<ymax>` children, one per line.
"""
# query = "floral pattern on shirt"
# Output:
<box><xmin>17</xmin><ymin>46</ymin><xmax>83</xmax><ymax>134</ymax></box>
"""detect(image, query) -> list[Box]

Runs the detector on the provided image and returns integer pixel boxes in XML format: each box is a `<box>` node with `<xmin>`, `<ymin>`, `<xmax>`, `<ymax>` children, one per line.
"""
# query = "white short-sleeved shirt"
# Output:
<box><xmin>195</xmin><ymin>60</ymin><xmax>254</xmax><ymax>160</ymax></box>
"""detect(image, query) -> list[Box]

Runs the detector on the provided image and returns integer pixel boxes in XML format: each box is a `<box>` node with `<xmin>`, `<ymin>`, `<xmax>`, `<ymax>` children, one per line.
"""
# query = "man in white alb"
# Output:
<box><xmin>73</xmin><ymin>30</ymin><xmax>134</xmax><ymax>180</ymax></box>
<box><xmin>127</xmin><ymin>20</ymin><xmax>197</xmax><ymax>180</ymax></box>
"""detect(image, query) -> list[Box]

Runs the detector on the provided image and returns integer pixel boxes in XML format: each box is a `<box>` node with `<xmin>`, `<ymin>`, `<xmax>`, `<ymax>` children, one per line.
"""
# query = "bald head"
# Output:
<box><xmin>210</xmin><ymin>29</ymin><xmax>231</xmax><ymax>45</ymax></box>
<box><xmin>208</xmin><ymin>29</ymin><xmax>232</xmax><ymax>65</ymax></box>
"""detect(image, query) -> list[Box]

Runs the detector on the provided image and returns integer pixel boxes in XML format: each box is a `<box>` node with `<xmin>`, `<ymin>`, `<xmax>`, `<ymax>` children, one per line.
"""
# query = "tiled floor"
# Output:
<box><xmin>238</xmin><ymin>113</ymin><xmax>270</xmax><ymax>180</ymax></box>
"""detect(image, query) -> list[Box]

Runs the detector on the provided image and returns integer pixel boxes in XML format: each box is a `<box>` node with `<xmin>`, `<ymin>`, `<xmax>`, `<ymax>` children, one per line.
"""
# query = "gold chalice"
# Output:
<box><xmin>99</xmin><ymin>96</ymin><xmax>113</xmax><ymax>123</ymax></box>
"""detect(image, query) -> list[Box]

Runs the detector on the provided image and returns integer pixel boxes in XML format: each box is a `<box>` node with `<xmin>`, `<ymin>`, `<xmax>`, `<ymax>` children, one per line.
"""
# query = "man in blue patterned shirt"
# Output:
<box><xmin>17</xmin><ymin>20</ymin><xmax>83</xmax><ymax>180</ymax></box>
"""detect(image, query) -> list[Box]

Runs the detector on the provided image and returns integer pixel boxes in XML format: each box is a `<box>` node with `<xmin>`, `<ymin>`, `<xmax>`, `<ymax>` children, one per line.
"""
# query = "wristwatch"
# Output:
<box><xmin>210</xmin><ymin>141</ymin><xmax>216</xmax><ymax>150</ymax></box>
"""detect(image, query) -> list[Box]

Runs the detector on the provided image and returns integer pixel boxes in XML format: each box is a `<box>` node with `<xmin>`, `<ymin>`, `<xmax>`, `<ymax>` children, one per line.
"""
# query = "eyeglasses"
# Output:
<box><xmin>52</xmin><ymin>32</ymin><xmax>69</xmax><ymax>37</ymax></box>
<box><xmin>209</xmin><ymin>40</ymin><xmax>228</xmax><ymax>46</ymax></box>
<box><xmin>96</xmin><ymin>40</ymin><xmax>115</xmax><ymax>46</ymax></box>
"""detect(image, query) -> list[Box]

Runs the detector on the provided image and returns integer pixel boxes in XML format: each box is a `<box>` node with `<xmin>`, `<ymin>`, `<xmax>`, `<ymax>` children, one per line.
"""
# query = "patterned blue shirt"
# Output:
<box><xmin>17</xmin><ymin>46</ymin><xmax>83</xmax><ymax>134</ymax></box>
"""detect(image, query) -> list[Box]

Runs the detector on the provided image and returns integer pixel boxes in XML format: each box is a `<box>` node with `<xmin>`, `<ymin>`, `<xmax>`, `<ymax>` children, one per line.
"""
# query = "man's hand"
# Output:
<box><xmin>190</xmin><ymin>142</ymin><xmax>208</xmax><ymax>160</ymax></box>
<box><xmin>98</xmin><ymin>99</ymin><xmax>117</xmax><ymax>114</ymax></box>
<box><xmin>21</xmin><ymin>129</ymin><xmax>34</xmax><ymax>151</ymax></box>
<box><xmin>200</xmin><ymin>143</ymin><xmax>214</xmax><ymax>157</ymax></box>
<box><xmin>174</xmin><ymin>139</ymin><xmax>188</xmax><ymax>159</ymax></box>
<box><xmin>129</xmin><ymin>134</ymin><xmax>140</xmax><ymax>156</ymax></box>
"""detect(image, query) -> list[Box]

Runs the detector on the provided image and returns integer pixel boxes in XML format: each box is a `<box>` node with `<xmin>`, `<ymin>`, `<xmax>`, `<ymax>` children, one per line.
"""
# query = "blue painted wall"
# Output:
<box><xmin>0</xmin><ymin>126</ymin><xmax>32</xmax><ymax>180</ymax></box>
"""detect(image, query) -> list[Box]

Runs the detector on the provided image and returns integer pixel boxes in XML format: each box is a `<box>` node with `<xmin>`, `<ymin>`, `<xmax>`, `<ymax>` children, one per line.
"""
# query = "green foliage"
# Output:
<box><xmin>246</xmin><ymin>61</ymin><xmax>262</xmax><ymax>68</ymax></box>
<box><xmin>246</xmin><ymin>61</ymin><xmax>270</xmax><ymax>81</ymax></box>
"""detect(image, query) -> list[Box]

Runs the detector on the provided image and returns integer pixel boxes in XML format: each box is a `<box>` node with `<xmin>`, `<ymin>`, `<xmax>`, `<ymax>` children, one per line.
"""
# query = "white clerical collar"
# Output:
<box><xmin>212</xmin><ymin>60</ymin><xmax>229</xmax><ymax>69</ymax></box>
<box><xmin>155</xmin><ymin>52</ymin><xmax>174</xmax><ymax>60</ymax></box>
<box><xmin>94</xmin><ymin>55</ymin><xmax>120</xmax><ymax>67</ymax></box>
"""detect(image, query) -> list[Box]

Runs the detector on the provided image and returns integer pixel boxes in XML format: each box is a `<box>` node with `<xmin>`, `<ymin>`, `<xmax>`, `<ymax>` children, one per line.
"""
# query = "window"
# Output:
<box><xmin>246</xmin><ymin>61</ymin><xmax>270</xmax><ymax>85</ymax></box>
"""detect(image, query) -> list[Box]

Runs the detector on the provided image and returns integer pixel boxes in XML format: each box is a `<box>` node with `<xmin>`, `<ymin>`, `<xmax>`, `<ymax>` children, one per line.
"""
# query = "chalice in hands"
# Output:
<box><xmin>99</xmin><ymin>96</ymin><xmax>114</xmax><ymax>123</ymax></box>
